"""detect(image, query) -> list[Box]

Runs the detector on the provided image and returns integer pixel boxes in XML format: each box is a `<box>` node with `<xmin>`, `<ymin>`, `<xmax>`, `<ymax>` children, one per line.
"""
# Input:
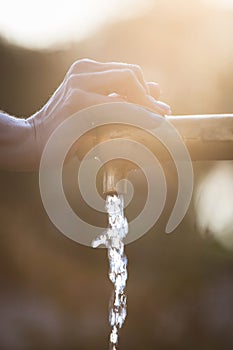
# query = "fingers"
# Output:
<box><xmin>148</xmin><ymin>96</ymin><xmax>172</xmax><ymax>115</ymax></box>
<box><xmin>74</xmin><ymin>69</ymin><xmax>145</xmax><ymax>98</ymax></box>
<box><xmin>67</xmin><ymin>59</ymin><xmax>171</xmax><ymax>115</ymax></box>
<box><xmin>67</xmin><ymin>69</ymin><xmax>171</xmax><ymax>115</ymax></box>
<box><xmin>44</xmin><ymin>59</ymin><xmax>171</xmax><ymax>120</ymax></box>
<box><xmin>67</xmin><ymin>59</ymin><xmax>149</xmax><ymax>94</ymax></box>
<box><xmin>61</xmin><ymin>88</ymin><xmax>124</xmax><ymax>117</ymax></box>
<box><xmin>147</xmin><ymin>82</ymin><xmax>172</xmax><ymax>115</ymax></box>
<box><xmin>147</xmin><ymin>82</ymin><xmax>161</xmax><ymax>100</ymax></box>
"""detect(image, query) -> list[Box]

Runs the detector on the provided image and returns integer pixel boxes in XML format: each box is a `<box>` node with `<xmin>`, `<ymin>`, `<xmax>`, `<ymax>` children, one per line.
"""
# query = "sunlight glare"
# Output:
<box><xmin>205</xmin><ymin>0</ymin><xmax>233</xmax><ymax>8</ymax></box>
<box><xmin>0</xmin><ymin>0</ymin><xmax>152</xmax><ymax>48</ymax></box>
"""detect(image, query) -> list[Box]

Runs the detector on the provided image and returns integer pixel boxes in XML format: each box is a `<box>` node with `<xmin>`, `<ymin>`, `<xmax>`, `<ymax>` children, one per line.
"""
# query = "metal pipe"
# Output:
<box><xmin>101</xmin><ymin>114</ymin><xmax>233</xmax><ymax>193</ymax></box>
<box><xmin>167</xmin><ymin>114</ymin><xmax>233</xmax><ymax>161</ymax></box>
<box><xmin>75</xmin><ymin>111</ymin><xmax>233</xmax><ymax>194</ymax></box>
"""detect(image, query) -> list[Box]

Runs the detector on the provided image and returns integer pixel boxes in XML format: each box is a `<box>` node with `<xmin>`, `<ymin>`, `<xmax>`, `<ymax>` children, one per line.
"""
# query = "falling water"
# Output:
<box><xmin>92</xmin><ymin>194</ymin><xmax>128</xmax><ymax>350</ymax></box>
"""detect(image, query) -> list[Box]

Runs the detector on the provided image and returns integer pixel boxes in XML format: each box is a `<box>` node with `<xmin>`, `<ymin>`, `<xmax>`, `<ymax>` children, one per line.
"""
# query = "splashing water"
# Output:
<box><xmin>92</xmin><ymin>194</ymin><xmax>128</xmax><ymax>350</ymax></box>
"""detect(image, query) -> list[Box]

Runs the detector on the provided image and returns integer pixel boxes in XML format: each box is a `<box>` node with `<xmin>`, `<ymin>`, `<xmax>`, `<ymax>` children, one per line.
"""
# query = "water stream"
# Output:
<box><xmin>92</xmin><ymin>194</ymin><xmax>128</xmax><ymax>350</ymax></box>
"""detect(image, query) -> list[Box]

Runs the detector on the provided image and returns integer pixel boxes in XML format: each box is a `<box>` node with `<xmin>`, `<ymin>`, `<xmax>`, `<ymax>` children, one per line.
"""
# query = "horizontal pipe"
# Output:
<box><xmin>166</xmin><ymin>114</ymin><xmax>233</xmax><ymax>160</ymax></box>
<box><xmin>101</xmin><ymin>114</ymin><xmax>233</xmax><ymax>193</ymax></box>
<box><xmin>167</xmin><ymin>114</ymin><xmax>233</xmax><ymax>142</ymax></box>
<box><xmin>76</xmin><ymin>112</ymin><xmax>233</xmax><ymax>163</ymax></box>
<box><xmin>74</xmin><ymin>109</ymin><xmax>233</xmax><ymax>194</ymax></box>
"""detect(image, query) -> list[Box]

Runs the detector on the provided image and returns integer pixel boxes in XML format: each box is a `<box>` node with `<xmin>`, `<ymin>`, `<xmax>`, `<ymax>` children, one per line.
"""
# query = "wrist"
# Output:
<box><xmin>26</xmin><ymin>115</ymin><xmax>41</xmax><ymax>170</ymax></box>
<box><xmin>0</xmin><ymin>113</ymin><xmax>38</xmax><ymax>171</ymax></box>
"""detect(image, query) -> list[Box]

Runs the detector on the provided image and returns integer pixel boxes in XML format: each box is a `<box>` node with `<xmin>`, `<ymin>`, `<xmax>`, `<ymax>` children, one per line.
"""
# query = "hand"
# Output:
<box><xmin>29</xmin><ymin>59</ymin><xmax>171</xmax><ymax>157</ymax></box>
<box><xmin>0</xmin><ymin>59</ymin><xmax>171</xmax><ymax>171</ymax></box>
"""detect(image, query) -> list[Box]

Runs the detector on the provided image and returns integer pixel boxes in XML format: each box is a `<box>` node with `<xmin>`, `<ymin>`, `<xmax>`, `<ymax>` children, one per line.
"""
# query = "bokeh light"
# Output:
<box><xmin>195</xmin><ymin>162</ymin><xmax>233</xmax><ymax>250</ymax></box>
<box><xmin>0</xmin><ymin>0</ymin><xmax>153</xmax><ymax>48</ymax></box>
<box><xmin>0</xmin><ymin>0</ymin><xmax>232</xmax><ymax>49</ymax></box>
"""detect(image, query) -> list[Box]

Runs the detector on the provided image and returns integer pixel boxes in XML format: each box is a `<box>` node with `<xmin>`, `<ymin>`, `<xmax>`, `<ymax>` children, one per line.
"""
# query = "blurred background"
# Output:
<box><xmin>0</xmin><ymin>0</ymin><xmax>233</xmax><ymax>349</ymax></box>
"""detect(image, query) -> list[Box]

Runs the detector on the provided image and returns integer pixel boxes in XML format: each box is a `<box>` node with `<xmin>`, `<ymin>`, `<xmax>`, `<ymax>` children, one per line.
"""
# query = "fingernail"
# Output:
<box><xmin>147</xmin><ymin>95</ymin><xmax>172</xmax><ymax>115</ymax></box>
<box><xmin>156</xmin><ymin>100</ymin><xmax>172</xmax><ymax>115</ymax></box>
<box><xmin>147</xmin><ymin>82</ymin><xmax>161</xmax><ymax>92</ymax></box>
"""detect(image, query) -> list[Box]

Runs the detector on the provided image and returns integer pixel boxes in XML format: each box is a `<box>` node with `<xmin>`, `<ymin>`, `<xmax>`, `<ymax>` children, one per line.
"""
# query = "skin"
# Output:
<box><xmin>0</xmin><ymin>59</ymin><xmax>171</xmax><ymax>171</ymax></box>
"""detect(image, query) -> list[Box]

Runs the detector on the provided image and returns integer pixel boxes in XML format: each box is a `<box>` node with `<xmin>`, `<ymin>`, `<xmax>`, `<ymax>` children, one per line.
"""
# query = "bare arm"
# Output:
<box><xmin>0</xmin><ymin>112</ymin><xmax>38</xmax><ymax>171</ymax></box>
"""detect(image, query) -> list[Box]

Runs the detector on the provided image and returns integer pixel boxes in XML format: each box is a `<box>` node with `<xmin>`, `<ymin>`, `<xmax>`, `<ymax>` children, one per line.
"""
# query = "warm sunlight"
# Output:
<box><xmin>205</xmin><ymin>0</ymin><xmax>233</xmax><ymax>8</ymax></box>
<box><xmin>0</xmin><ymin>0</ymin><xmax>152</xmax><ymax>49</ymax></box>
<box><xmin>1</xmin><ymin>0</ymin><xmax>232</xmax><ymax>49</ymax></box>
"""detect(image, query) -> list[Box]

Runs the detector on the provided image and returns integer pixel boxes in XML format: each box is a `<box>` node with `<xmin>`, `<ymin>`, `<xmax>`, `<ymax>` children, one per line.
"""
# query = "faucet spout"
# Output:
<box><xmin>102</xmin><ymin>159</ymin><xmax>135</xmax><ymax>195</ymax></box>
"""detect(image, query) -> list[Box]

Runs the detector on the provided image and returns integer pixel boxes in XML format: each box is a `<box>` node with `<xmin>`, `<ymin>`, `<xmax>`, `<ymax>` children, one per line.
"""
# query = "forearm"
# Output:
<box><xmin>0</xmin><ymin>112</ymin><xmax>38</xmax><ymax>171</ymax></box>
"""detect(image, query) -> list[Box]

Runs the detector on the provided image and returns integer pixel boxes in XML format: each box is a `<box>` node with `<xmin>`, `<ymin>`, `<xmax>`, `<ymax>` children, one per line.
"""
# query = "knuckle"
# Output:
<box><xmin>71</xmin><ymin>87</ymin><xmax>84</xmax><ymax>99</ymax></box>
<box><xmin>67</xmin><ymin>73</ymin><xmax>77</xmax><ymax>87</ymax></box>
<box><xmin>70</xmin><ymin>58</ymin><xmax>96</xmax><ymax>74</ymax></box>
<box><xmin>123</xmin><ymin>68</ymin><xmax>136</xmax><ymax>81</ymax></box>
<box><xmin>65</xmin><ymin>87</ymin><xmax>84</xmax><ymax>102</ymax></box>
<box><xmin>67</xmin><ymin>61</ymin><xmax>79</xmax><ymax>75</ymax></box>
<box><xmin>131</xmin><ymin>63</ymin><xmax>143</xmax><ymax>75</ymax></box>
<box><xmin>131</xmin><ymin>64</ymin><xmax>145</xmax><ymax>83</ymax></box>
